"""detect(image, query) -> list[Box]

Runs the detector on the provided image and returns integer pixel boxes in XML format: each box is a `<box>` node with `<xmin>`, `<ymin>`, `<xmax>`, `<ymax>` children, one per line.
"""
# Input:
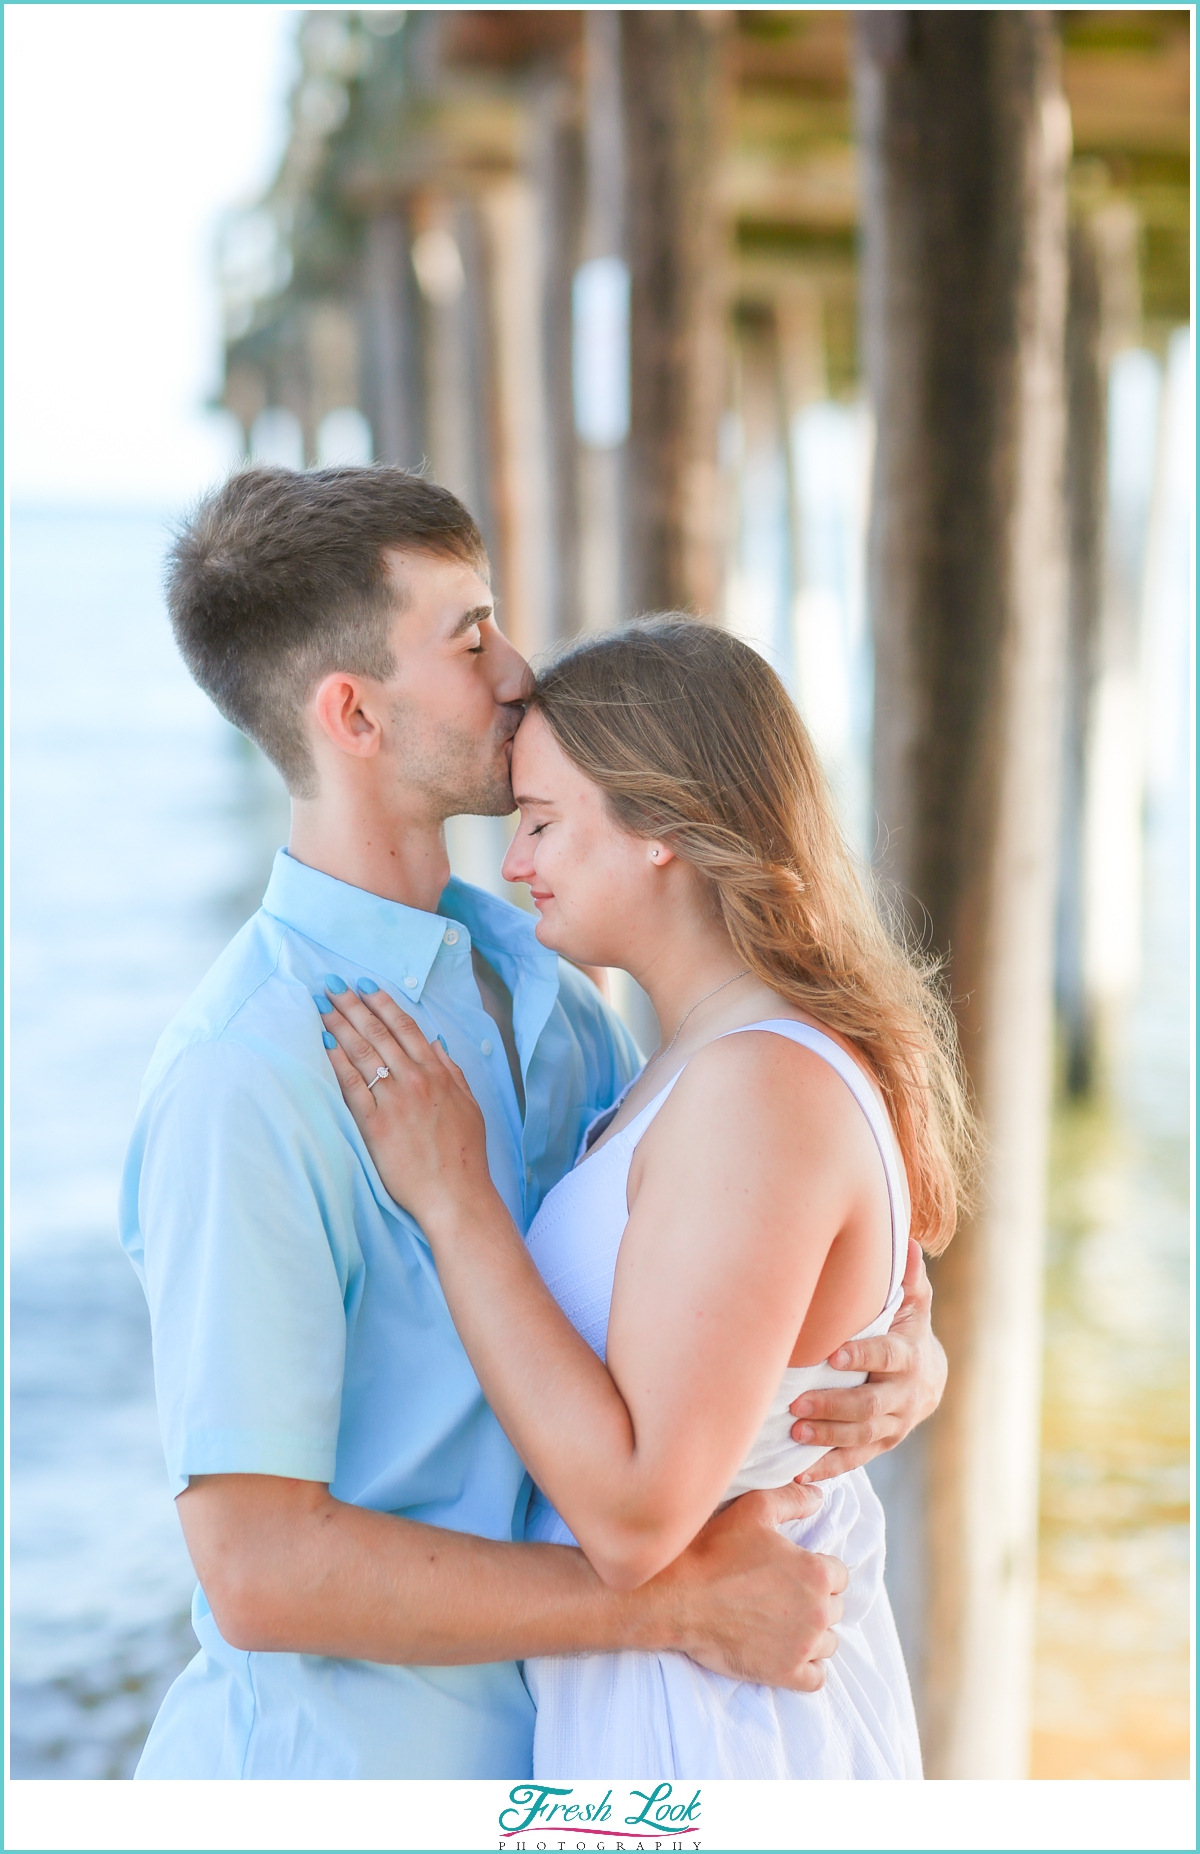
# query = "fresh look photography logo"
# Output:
<box><xmin>498</xmin><ymin>1781</ymin><xmax>703</xmax><ymax>1848</ymax></box>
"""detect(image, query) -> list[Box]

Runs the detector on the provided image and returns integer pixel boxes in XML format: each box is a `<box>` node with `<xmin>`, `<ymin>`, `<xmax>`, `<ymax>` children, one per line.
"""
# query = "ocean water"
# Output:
<box><xmin>9</xmin><ymin>507</ymin><xmax>290</xmax><ymax>1776</ymax></box>
<box><xmin>7</xmin><ymin>504</ymin><xmax>1190</xmax><ymax>1779</ymax></box>
<box><xmin>1032</xmin><ymin>755</ymin><xmax>1192</xmax><ymax>1778</ymax></box>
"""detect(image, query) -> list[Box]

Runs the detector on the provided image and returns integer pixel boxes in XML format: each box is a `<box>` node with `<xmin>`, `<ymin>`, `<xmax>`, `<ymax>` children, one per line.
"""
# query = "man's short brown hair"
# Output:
<box><xmin>166</xmin><ymin>465</ymin><xmax>489</xmax><ymax>795</ymax></box>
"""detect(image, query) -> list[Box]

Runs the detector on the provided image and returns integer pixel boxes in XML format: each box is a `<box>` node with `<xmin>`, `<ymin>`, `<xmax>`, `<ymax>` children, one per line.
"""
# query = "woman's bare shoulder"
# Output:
<box><xmin>648</xmin><ymin>1024</ymin><xmax>871</xmax><ymax>1158</ymax></box>
<box><xmin>688</xmin><ymin>1011</ymin><xmax>892</xmax><ymax>1118</ymax></box>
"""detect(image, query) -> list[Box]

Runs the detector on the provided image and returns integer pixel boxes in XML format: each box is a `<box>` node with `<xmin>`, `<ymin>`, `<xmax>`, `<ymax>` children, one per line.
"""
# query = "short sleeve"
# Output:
<box><xmin>123</xmin><ymin>1038</ymin><xmax>362</xmax><ymax>1495</ymax></box>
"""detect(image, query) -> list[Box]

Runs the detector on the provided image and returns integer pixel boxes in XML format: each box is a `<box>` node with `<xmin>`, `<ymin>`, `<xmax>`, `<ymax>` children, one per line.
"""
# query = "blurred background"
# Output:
<box><xmin>7</xmin><ymin>6</ymin><xmax>1190</xmax><ymax>1782</ymax></box>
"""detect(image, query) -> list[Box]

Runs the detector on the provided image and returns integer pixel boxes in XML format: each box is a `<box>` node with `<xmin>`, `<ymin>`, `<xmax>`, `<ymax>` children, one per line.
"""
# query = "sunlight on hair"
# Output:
<box><xmin>532</xmin><ymin>619</ymin><xmax>980</xmax><ymax>1254</ymax></box>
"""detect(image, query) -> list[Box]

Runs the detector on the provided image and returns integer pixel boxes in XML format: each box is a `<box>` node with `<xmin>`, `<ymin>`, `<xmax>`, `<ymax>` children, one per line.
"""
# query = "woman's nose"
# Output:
<box><xmin>501</xmin><ymin>829</ymin><xmax>532</xmax><ymax>885</ymax></box>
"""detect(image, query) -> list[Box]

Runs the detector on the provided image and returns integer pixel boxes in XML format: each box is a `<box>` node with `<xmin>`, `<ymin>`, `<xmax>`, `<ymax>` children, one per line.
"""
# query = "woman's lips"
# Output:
<box><xmin>530</xmin><ymin>890</ymin><xmax>553</xmax><ymax>908</ymax></box>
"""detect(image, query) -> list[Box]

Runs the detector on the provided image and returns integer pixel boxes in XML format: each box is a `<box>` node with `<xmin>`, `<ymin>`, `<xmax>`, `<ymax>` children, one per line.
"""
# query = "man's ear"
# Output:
<box><xmin>312</xmin><ymin>672</ymin><xmax>383</xmax><ymax>759</ymax></box>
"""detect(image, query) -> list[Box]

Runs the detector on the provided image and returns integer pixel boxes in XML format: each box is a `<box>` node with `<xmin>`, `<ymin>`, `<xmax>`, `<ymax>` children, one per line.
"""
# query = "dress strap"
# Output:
<box><xmin>574</xmin><ymin>1066</ymin><xmax>685</xmax><ymax>1167</ymax></box>
<box><xmin>717</xmin><ymin>1019</ymin><xmax>910</xmax><ymax>1313</ymax></box>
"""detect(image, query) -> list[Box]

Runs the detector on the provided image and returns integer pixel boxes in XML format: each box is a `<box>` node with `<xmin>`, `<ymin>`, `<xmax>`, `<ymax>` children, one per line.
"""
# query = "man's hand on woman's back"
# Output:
<box><xmin>788</xmin><ymin>1239</ymin><xmax>947</xmax><ymax>1481</ymax></box>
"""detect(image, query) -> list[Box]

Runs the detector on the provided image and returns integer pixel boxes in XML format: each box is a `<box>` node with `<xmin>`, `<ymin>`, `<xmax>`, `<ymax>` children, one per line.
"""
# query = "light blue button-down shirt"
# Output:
<box><xmin>119</xmin><ymin>848</ymin><xmax>640</xmax><ymax>1779</ymax></box>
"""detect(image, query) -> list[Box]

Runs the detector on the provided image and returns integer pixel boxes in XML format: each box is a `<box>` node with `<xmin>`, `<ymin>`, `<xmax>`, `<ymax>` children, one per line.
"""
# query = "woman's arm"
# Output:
<box><xmin>322</xmin><ymin>988</ymin><xmax>882</xmax><ymax>1589</ymax></box>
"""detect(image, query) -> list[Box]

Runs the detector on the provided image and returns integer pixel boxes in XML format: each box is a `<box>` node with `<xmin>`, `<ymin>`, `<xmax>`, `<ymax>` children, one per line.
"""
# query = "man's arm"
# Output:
<box><xmin>177</xmin><ymin>1473</ymin><xmax>846</xmax><ymax>1693</ymax></box>
<box><xmin>790</xmin><ymin>1240</ymin><xmax>947</xmax><ymax>1482</ymax></box>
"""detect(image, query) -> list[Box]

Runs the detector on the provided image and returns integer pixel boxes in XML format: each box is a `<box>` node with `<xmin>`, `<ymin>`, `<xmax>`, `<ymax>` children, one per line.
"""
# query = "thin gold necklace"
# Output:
<box><xmin>642</xmin><ymin>969</ymin><xmax>752</xmax><ymax>1081</ymax></box>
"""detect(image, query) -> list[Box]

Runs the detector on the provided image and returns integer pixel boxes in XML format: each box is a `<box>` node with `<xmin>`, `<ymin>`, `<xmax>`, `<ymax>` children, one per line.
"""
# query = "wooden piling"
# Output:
<box><xmin>857</xmin><ymin>10</ymin><xmax>1072</xmax><ymax>1777</ymax></box>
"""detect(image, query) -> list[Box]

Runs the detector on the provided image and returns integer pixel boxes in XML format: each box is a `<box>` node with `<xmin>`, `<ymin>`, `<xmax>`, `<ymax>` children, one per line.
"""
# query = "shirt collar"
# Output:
<box><xmin>262</xmin><ymin>849</ymin><xmax>451</xmax><ymax>1001</ymax></box>
<box><xmin>260</xmin><ymin>850</ymin><xmax>557</xmax><ymax>1005</ymax></box>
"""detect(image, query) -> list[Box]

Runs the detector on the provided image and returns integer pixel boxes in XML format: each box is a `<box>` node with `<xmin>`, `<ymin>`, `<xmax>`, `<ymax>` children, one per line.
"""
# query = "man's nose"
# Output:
<box><xmin>491</xmin><ymin>631</ymin><xmax>534</xmax><ymax>705</ymax></box>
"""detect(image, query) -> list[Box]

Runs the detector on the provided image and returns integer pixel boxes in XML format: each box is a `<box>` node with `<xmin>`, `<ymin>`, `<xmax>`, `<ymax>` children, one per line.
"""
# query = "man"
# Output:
<box><xmin>121</xmin><ymin>465</ymin><xmax>945</xmax><ymax>1779</ymax></box>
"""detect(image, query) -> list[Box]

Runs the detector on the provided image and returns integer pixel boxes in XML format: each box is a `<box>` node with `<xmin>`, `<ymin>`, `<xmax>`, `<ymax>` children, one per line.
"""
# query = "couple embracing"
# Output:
<box><xmin>123</xmin><ymin>465</ymin><xmax>970</xmax><ymax>1781</ymax></box>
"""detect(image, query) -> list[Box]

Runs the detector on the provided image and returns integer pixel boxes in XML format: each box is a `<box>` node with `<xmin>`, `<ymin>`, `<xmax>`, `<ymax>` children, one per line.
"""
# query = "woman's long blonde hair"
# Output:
<box><xmin>531</xmin><ymin>617</ymin><xmax>977</xmax><ymax>1254</ymax></box>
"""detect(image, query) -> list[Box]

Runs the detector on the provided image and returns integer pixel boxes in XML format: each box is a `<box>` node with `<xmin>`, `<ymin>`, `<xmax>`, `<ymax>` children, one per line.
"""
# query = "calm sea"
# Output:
<box><xmin>9</xmin><ymin>507</ymin><xmax>289</xmax><ymax>1776</ymax></box>
<box><xmin>8</xmin><ymin>504</ymin><xmax>1190</xmax><ymax>1778</ymax></box>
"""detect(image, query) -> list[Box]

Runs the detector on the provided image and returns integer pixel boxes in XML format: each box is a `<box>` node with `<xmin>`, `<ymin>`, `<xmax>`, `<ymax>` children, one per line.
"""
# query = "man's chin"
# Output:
<box><xmin>443</xmin><ymin>774</ymin><xmax>516</xmax><ymax>821</ymax></box>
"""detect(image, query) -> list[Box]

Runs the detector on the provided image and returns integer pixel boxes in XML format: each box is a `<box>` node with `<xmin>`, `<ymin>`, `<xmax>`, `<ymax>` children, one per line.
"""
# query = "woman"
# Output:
<box><xmin>318</xmin><ymin>618</ymin><xmax>975</xmax><ymax>1779</ymax></box>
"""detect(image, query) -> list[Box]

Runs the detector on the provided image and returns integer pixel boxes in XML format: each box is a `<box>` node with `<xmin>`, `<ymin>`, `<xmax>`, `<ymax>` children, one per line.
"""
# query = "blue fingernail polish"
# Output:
<box><xmin>357</xmin><ymin>978</ymin><xmax>379</xmax><ymax>994</ymax></box>
<box><xmin>314</xmin><ymin>995</ymin><xmax>333</xmax><ymax>1014</ymax></box>
<box><xmin>324</xmin><ymin>973</ymin><xmax>348</xmax><ymax>993</ymax></box>
<box><xmin>436</xmin><ymin>1034</ymin><xmax>449</xmax><ymax>1054</ymax></box>
<box><xmin>322</xmin><ymin>1030</ymin><xmax>337</xmax><ymax>1049</ymax></box>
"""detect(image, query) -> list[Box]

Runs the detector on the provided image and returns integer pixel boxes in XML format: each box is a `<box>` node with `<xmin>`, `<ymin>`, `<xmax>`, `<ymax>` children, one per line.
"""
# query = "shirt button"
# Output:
<box><xmin>443</xmin><ymin>928</ymin><xmax>459</xmax><ymax>946</ymax></box>
<box><xmin>525</xmin><ymin>1165</ymin><xmax>534</xmax><ymax>1184</ymax></box>
<box><xmin>403</xmin><ymin>977</ymin><xmax>418</xmax><ymax>990</ymax></box>
<box><xmin>480</xmin><ymin>1039</ymin><xmax>493</xmax><ymax>1056</ymax></box>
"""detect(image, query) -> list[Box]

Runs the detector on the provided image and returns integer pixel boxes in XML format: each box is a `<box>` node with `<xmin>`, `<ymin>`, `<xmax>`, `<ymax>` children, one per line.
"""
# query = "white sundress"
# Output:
<box><xmin>522</xmin><ymin>1019</ymin><xmax>923</xmax><ymax>1780</ymax></box>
